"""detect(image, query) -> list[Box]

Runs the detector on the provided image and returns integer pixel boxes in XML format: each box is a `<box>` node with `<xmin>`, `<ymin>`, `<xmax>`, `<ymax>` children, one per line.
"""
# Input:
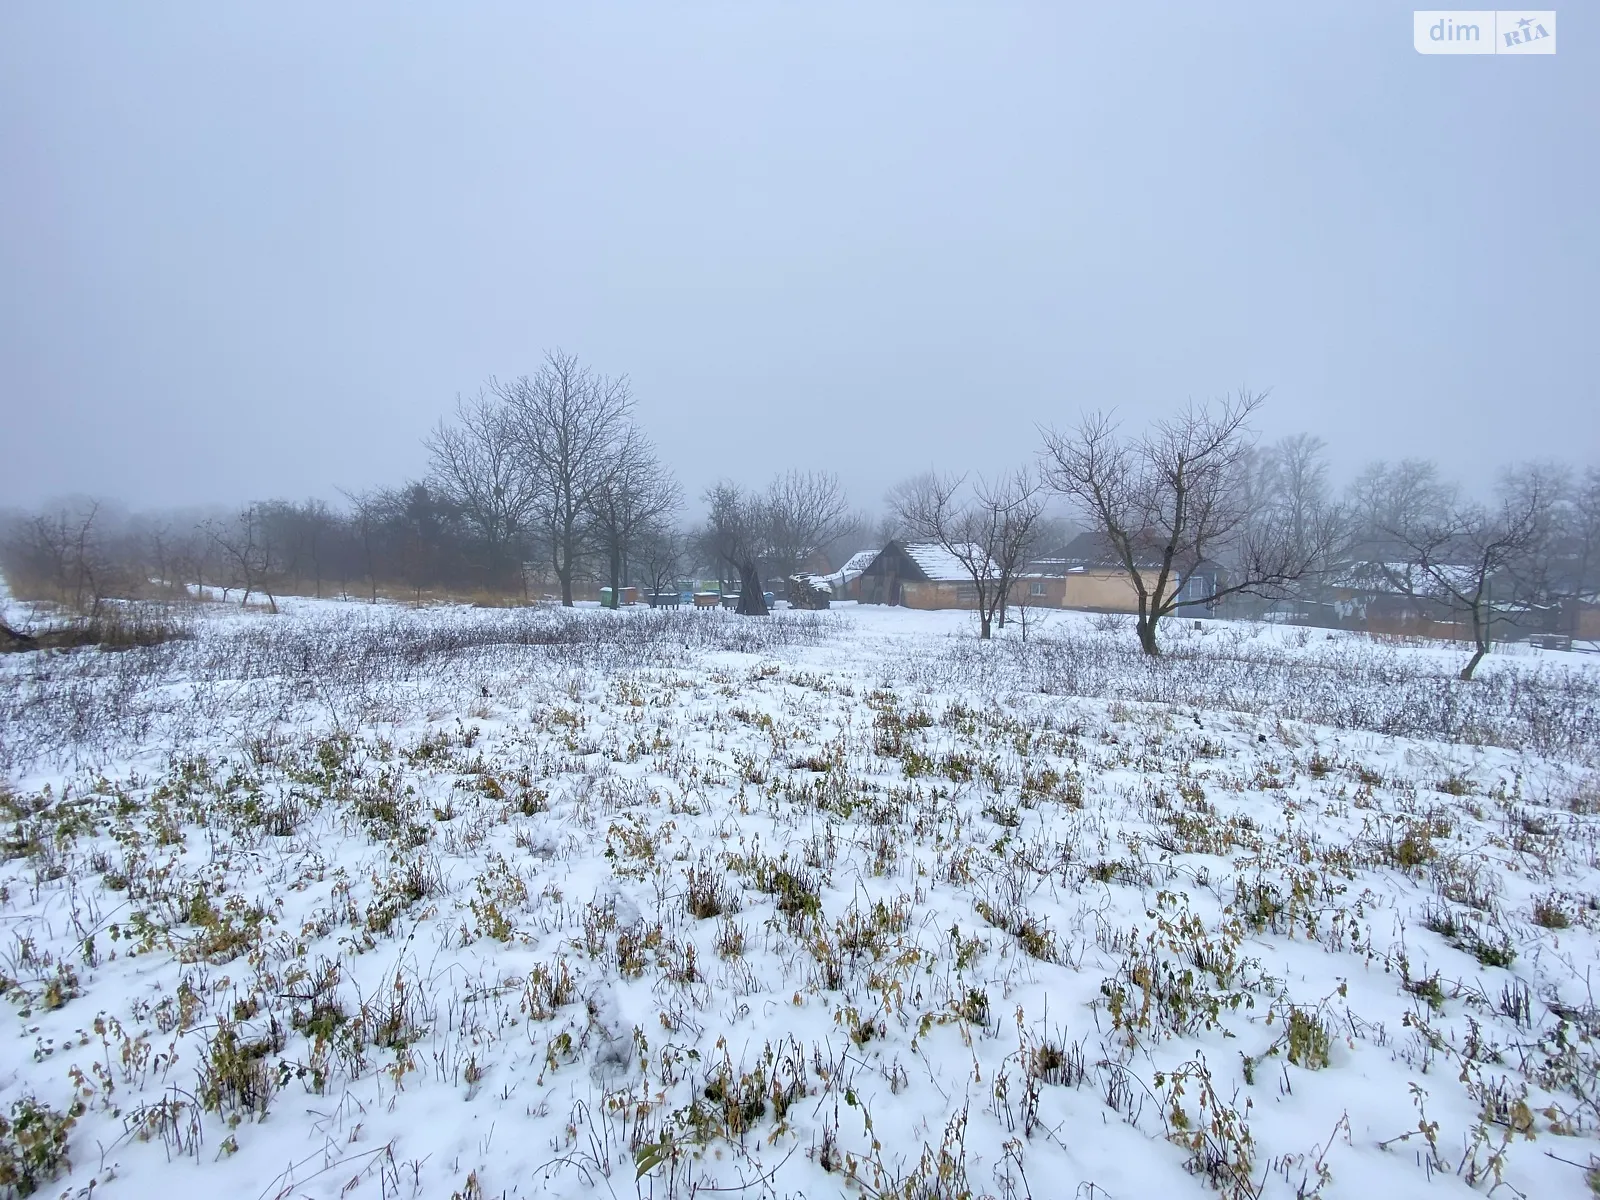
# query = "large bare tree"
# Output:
<box><xmin>888</xmin><ymin>467</ymin><xmax>1044</xmax><ymax>640</ymax></box>
<box><xmin>1040</xmin><ymin>391</ymin><xmax>1323</xmax><ymax>655</ymax></box>
<box><xmin>698</xmin><ymin>482</ymin><xmax>772</xmax><ymax>615</ymax></box>
<box><xmin>589</xmin><ymin>427</ymin><xmax>681</xmax><ymax>608</ymax></box>
<box><xmin>426</xmin><ymin>389</ymin><xmax>541</xmax><ymax>583</ymax></box>
<box><xmin>1348</xmin><ymin>458</ymin><xmax>1450</xmax><ymax>546</ymax></box>
<box><xmin>693</xmin><ymin>471</ymin><xmax>853</xmax><ymax>616</ymax></box>
<box><xmin>1260</xmin><ymin>434</ymin><xmax>1341</xmax><ymax>568</ymax></box>
<box><xmin>764</xmin><ymin>470</ymin><xmax>855</xmax><ymax>590</ymax></box>
<box><xmin>496</xmin><ymin>350</ymin><xmax>634</xmax><ymax>606</ymax></box>
<box><xmin>6</xmin><ymin>502</ymin><xmax>115</xmax><ymax>613</ymax></box>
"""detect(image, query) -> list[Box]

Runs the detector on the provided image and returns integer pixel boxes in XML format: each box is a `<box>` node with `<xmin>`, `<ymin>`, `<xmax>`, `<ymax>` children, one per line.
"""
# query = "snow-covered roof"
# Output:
<box><xmin>902</xmin><ymin>542</ymin><xmax>993</xmax><ymax>582</ymax></box>
<box><xmin>794</xmin><ymin>548</ymin><xmax>881</xmax><ymax>595</ymax></box>
<box><xmin>839</xmin><ymin>549</ymin><xmax>877</xmax><ymax>581</ymax></box>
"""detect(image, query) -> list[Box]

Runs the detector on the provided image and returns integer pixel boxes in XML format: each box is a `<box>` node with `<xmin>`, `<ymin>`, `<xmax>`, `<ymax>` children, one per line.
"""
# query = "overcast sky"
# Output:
<box><xmin>2</xmin><ymin>3</ymin><xmax>1594</xmax><ymax>515</ymax></box>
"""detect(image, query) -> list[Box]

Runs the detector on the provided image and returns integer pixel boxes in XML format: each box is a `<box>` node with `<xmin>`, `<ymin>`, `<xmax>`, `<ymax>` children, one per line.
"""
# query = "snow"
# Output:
<box><xmin>902</xmin><ymin>541</ymin><xmax>994</xmax><ymax>582</ymax></box>
<box><xmin>1</xmin><ymin>595</ymin><xmax>1598</xmax><ymax>1199</ymax></box>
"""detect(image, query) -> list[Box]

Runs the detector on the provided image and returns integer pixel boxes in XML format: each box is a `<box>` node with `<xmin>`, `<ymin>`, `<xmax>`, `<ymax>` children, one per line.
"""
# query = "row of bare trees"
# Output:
<box><xmin>4</xmin><ymin>357</ymin><xmax>1596</xmax><ymax>679</ymax></box>
<box><xmin>426</xmin><ymin>351</ymin><xmax>682</xmax><ymax>606</ymax></box>
<box><xmin>1030</xmin><ymin>391</ymin><xmax>1599</xmax><ymax>674</ymax></box>
<box><xmin>865</xmin><ymin>390</ymin><xmax>1596</xmax><ymax>675</ymax></box>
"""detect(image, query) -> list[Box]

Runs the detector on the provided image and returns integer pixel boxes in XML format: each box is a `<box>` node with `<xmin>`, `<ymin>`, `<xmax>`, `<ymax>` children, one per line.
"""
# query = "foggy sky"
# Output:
<box><xmin>2</xmin><ymin>3</ymin><xmax>1595</xmax><ymax>515</ymax></box>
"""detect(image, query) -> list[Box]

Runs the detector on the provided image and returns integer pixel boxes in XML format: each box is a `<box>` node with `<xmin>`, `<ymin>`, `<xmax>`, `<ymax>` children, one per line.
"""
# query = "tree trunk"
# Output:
<box><xmin>1460</xmin><ymin>605</ymin><xmax>1488</xmax><ymax>680</ymax></box>
<box><xmin>0</xmin><ymin>621</ymin><xmax>38</xmax><ymax>651</ymax></box>
<box><xmin>735</xmin><ymin>561</ymin><xmax>768</xmax><ymax>616</ymax></box>
<box><xmin>607</xmin><ymin>543</ymin><xmax>622</xmax><ymax>609</ymax></box>
<box><xmin>979</xmin><ymin>614</ymin><xmax>992</xmax><ymax>640</ymax></box>
<box><xmin>1136</xmin><ymin>615</ymin><xmax>1160</xmax><ymax>656</ymax></box>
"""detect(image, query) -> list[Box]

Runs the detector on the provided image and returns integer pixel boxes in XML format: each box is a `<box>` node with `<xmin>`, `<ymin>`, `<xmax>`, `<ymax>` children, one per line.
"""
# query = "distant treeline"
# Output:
<box><xmin>2</xmin><ymin>352</ymin><xmax>1597</xmax><ymax>676</ymax></box>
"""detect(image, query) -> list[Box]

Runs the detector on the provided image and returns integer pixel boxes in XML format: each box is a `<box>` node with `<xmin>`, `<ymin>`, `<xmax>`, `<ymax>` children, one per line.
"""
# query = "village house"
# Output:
<box><xmin>848</xmin><ymin>542</ymin><xmax>1058</xmax><ymax>611</ymax></box>
<box><xmin>846</xmin><ymin>535</ymin><xmax>1221</xmax><ymax>615</ymax></box>
<box><xmin>1055</xmin><ymin>532</ymin><xmax>1220</xmax><ymax>614</ymax></box>
<box><xmin>852</xmin><ymin>542</ymin><xmax>1000</xmax><ymax>609</ymax></box>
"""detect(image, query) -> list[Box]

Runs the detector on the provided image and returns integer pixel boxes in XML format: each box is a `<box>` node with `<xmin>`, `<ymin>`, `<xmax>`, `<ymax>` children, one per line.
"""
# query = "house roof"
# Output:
<box><xmin>1060</xmin><ymin>531</ymin><xmax>1227</xmax><ymax>574</ymax></box>
<box><xmin>795</xmin><ymin>548</ymin><xmax>880</xmax><ymax>595</ymax></box>
<box><xmin>839</xmin><ymin>549</ymin><xmax>878</xmax><ymax>580</ymax></box>
<box><xmin>853</xmin><ymin>540</ymin><xmax>1013</xmax><ymax>584</ymax></box>
<box><xmin>1061</xmin><ymin>531</ymin><xmax>1166</xmax><ymax>569</ymax></box>
<box><xmin>901</xmin><ymin>542</ymin><xmax>990</xmax><ymax>582</ymax></box>
<box><xmin>1332</xmin><ymin>560</ymin><xmax>1485</xmax><ymax>600</ymax></box>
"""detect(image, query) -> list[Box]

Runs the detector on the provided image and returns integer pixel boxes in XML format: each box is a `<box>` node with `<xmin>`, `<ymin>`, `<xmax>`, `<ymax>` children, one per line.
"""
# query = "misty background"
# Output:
<box><xmin>2</xmin><ymin>2</ymin><xmax>1595</xmax><ymax>516</ymax></box>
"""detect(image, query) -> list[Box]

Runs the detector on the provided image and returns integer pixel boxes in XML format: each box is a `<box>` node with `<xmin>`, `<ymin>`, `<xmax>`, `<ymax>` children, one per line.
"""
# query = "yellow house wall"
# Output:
<box><xmin>900</xmin><ymin>581</ymin><xmax>964</xmax><ymax>610</ymax></box>
<box><xmin>1061</xmin><ymin>570</ymin><xmax>1158</xmax><ymax>612</ymax></box>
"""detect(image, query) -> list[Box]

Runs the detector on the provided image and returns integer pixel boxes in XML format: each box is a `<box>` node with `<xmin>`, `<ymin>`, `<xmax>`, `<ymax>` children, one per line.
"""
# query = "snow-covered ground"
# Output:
<box><xmin>1</xmin><ymin>596</ymin><xmax>1598</xmax><ymax>1199</ymax></box>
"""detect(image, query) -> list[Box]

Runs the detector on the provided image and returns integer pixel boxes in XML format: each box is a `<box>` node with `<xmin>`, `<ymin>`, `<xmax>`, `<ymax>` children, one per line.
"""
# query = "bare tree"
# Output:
<box><xmin>589</xmin><ymin>428</ymin><xmax>681</xmax><ymax>608</ymax></box>
<box><xmin>1040</xmin><ymin>391</ymin><xmax>1324</xmax><ymax>655</ymax></box>
<box><xmin>170</xmin><ymin>522</ymin><xmax>215</xmax><ymax>601</ymax></box>
<box><xmin>1382</xmin><ymin>465</ymin><xmax>1559</xmax><ymax>680</ymax></box>
<box><xmin>635</xmin><ymin>521</ymin><xmax>683</xmax><ymax>603</ymax></box>
<box><xmin>888</xmin><ymin>468</ymin><xmax>1043</xmax><ymax>640</ymax></box>
<box><xmin>426</xmin><ymin>389</ymin><xmax>541</xmax><ymax>582</ymax></box>
<box><xmin>207</xmin><ymin>504</ymin><xmax>279</xmax><ymax>613</ymax></box>
<box><xmin>1261</xmin><ymin>434</ymin><xmax>1340</xmax><ymax>565</ymax></box>
<box><xmin>339</xmin><ymin>489</ymin><xmax>383</xmax><ymax>603</ymax></box>
<box><xmin>693</xmin><ymin>472</ymin><xmax>855</xmax><ymax>616</ymax></box>
<box><xmin>987</xmin><ymin>471</ymin><xmax>1047</xmax><ymax>630</ymax></box>
<box><xmin>7</xmin><ymin>510</ymin><xmax>73</xmax><ymax>604</ymax></box>
<box><xmin>764</xmin><ymin>471</ymin><xmax>856</xmax><ymax>591</ymax></box>
<box><xmin>4</xmin><ymin>502</ymin><xmax>117</xmax><ymax>613</ymax></box>
<box><xmin>497</xmin><ymin>351</ymin><xmax>634</xmax><ymax>606</ymax></box>
<box><xmin>697</xmin><ymin>483</ymin><xmax>772</xmax><ymax>615</ymax></box>
<box><xmin>295</xmin><ymin>499</ymin><xmax>335</xmax><ymax>599</ymax></box>
<box><xmin>1348</xmin><ymin>459</ymin><xmax>1451</xmax><ymax>545</ymax></box>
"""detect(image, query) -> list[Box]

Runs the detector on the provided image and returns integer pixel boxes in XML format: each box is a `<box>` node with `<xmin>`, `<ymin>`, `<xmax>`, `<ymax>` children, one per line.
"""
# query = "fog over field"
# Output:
<box><xmin>1</xmin><ymin>4</ymin><xmax>1594</xmax><ymax>513</ymax></box>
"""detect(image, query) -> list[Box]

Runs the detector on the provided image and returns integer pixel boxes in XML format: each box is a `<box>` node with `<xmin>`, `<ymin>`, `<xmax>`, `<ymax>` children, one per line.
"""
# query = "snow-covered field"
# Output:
<box><xmin>1</xmin><ymin>597</ymin><xmax>1598</xmax><ymax>1199</ymax></box>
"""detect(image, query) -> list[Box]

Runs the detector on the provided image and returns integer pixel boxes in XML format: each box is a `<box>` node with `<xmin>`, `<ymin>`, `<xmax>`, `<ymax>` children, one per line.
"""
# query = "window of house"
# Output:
<box><xmin>1029</xmin><ymin>580</ymin><xmax>1047</xmax><ymax>597</ymax></box>
<box><xmin>956</xmin><ymin>583</ymin><xmax>978</xmax><ymax>603</ymax></box>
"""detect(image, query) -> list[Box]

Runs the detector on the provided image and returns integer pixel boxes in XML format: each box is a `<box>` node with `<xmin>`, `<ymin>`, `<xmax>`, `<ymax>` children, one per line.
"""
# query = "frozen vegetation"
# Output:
<box><xmin>1</xmin><ymin>597</ymin><xmax>1598</xmax><ymax>1198</ymax></box>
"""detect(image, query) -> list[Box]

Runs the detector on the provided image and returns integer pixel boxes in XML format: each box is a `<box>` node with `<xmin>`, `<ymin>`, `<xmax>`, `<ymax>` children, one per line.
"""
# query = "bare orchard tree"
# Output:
<box><xmin>497</xmin><ymin>351</ymin><xmax>633</xmax><ymax>606</ymax></box>
<box><xmin>987</xmin><ymin>471</ymin><xmax>1047</xmax><ymax>630</ymax></box>
<box><xmin>1383</xmin><ymin>464</ymin><xmax>1560</xmax><ymax>680</ymax></box>
<box><xmin>4</xmin><ymin>501</ymin><xmax>117</xmax><ymax>613</ymax></box>
<box><xmin>764</xmin><ymin>470</ymin><xmax>856</xmax><ymax>591</ymax></box>
<box><xmin>589</xmin><ymin>428</ymin><xmax>681</xmax><ymax>608</ymax></box>
<box><xmin>170</xmin><ymin>522</ymin><xmax>216</xmax><ymax>601</ymax></box>
<box><xmin>426</xmin><ymin>389</ymin><xmax>541</xmax><ymax>583</ymax></box>
<box><xmin>206</xmin><ymin>504</ymin><xmax>279</xmax><ymax>613</ymax></box>
<box><xmin>889</xmin><ymin>468</ymin><xmax>1044</xmax><ymax>640</ymax></box>
<box><xmin>1040</xmin><ymin>391</ymin><xmax>1323</xmax><ymax>655</ymax></box>
<box><xmin>635</xmin><ymin>521</ymin><xmax>683</xmax><ymax>603</ymax></box>
<box><xmin>697</xmin><ymin>483</ymin><xmax>772</xmax><ymax>615</ymax></box>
